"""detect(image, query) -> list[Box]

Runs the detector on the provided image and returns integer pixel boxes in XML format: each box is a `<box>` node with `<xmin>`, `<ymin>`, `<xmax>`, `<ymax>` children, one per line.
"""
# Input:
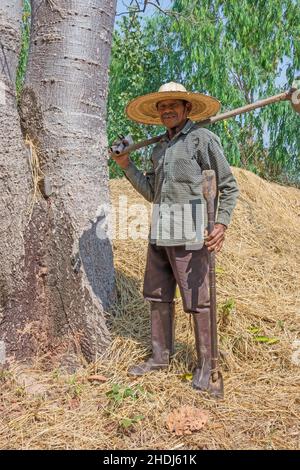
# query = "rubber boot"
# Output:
<box><xmin>128</xmin><ymin>301</ymin><xmax>175</xmax><ymax>376</ymax></box>
<box><xmin>192</xmin><ymin>311</ymin><xmax>212</xmax><ymax>391</ymax></box>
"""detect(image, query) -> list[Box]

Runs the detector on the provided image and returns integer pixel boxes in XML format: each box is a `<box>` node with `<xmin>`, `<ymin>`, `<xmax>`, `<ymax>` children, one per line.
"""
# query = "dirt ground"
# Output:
<box><xmin>1</xmin><ymin>168</ymin><xmax>299</xmax><ymax>450</ymax></box>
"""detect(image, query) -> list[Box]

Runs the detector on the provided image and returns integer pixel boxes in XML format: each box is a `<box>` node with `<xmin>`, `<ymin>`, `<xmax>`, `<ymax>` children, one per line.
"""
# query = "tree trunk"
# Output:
<box><xmin>0</xmin><ymin>0</ymin><xmax>32</xmax><ymax>364</ymax></box>
<box><xmin>0</xmin><ymin>0</ymin><xmax>116</xmax><ymax>366</ymax></box>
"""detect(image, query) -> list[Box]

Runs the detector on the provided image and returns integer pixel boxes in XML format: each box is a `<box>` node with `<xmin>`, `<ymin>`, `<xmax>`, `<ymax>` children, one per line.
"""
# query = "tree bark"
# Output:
<box><xmin>0</xmin><ymin>0</ymin><xmax>116</xmax><ymax>366</ymax></box>
<box><xmin>0</xmin><ymin>0</ymin><xmax>33</xmax><ymax>364</ymax></box>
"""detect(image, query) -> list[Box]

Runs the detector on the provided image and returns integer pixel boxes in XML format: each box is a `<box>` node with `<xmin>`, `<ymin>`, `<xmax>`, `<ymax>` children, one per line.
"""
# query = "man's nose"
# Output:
<box><xmin>162</xmin><ymin>107</ymin><xmax>176</xmax><ymax>115</ymax></box>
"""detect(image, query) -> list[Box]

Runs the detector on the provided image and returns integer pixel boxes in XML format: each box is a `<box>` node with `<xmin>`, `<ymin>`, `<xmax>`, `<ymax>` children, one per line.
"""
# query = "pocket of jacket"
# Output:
<box><xmin>172</xmin><ymin>158</ymin><xmax>202</xmax><ymax>184</ymax></box>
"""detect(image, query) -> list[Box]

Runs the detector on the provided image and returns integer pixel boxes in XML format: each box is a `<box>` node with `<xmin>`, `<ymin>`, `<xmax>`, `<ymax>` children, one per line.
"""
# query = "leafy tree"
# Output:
<box><xmin>107</xmin><ymin>13</ymin><xmax>165</xmax><ymax>178</ymax></box>
<box><xmin>16</xmin><ymin>0</ymin><xmax>30</xmax><ymax>99</ymax></box>
<box><xmin>109</xmin><ymin>0</ymin><xmax>300</xmax><ymax>184</ymax></box>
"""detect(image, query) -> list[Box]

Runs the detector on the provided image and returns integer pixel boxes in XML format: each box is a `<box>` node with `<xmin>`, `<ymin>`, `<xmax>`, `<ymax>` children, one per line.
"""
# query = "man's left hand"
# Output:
<box><xmin>204</xmin><ymin>223</ymin><xmax>227</xmax><ymax>253</ymax></box>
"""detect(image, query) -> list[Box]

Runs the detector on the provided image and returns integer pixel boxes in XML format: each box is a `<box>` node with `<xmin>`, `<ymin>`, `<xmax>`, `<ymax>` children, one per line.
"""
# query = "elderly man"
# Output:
<box><xmin>111</xmin><ymin>82</ymin><xmax>239</xmax><ymax>393</ymax></box>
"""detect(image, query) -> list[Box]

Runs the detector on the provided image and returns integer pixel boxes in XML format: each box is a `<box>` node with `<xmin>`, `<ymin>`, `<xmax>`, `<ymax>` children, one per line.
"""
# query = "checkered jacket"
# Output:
<box><xmin>124</xmin><ymin>119</ymin><xmax>239</xmax><ymax>247</ymax></box>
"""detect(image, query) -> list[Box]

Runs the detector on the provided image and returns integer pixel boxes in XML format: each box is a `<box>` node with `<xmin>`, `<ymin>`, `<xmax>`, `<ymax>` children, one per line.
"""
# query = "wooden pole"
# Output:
<box><xmin>110</xmin><ymin>87</ymin><xmax>296</xmax><ymax>159</ymax></box>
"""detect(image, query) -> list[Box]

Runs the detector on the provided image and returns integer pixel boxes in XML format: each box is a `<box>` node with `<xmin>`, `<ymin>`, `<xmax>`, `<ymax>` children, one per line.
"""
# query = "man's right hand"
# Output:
<box><xmin>110</xmin><ymin>152</ymin><xmax>130</xmax><ymax>170</ymax></box>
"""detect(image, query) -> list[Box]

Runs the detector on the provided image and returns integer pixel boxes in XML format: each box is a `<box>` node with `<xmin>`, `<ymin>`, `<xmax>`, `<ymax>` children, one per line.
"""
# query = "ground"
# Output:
<box><xmin>0</xmin><ymin>168</ymin><xmax>299</xmax><ymax>450</ymax></box>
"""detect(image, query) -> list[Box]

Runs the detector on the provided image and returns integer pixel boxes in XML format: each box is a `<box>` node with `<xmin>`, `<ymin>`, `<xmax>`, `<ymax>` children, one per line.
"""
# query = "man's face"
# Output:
<box><xmin>156</xmin><ymin>99</ymin><xmax>191</xmax><ymax>129</ymax></box>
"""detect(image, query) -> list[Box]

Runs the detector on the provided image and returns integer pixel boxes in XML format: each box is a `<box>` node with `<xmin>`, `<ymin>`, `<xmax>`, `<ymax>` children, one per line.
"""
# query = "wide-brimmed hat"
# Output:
<box><xmin>126</xmin><ymin>82</ymin><xmax>221</xmax><ymax>125</ymax></box>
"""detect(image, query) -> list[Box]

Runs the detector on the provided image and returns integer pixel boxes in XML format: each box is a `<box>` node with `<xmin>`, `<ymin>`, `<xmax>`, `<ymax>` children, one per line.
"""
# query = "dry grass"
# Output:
<box><xmin>25</xmin><ymin>136</ymin><xmax>44</xmax><ymax>223</ymax></box>
<box><xmin>0</xmin><ymin>168</ymin><xmax>299</xmax><ymax>450</ymax></box>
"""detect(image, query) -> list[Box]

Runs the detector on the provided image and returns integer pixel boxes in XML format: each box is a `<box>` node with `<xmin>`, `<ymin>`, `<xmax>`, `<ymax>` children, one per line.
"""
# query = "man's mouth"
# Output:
<box><xmin>163</xmin><ymin>115</ymin><xmax>176</xmax><ymax>120</ymax></box>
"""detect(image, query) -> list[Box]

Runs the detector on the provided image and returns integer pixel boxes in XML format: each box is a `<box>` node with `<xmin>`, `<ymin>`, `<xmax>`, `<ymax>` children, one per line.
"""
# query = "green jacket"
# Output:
<box><xmin>124</xmin><ymin>119</ymin><xmax>239</xmax><ymax>248</ymax></box>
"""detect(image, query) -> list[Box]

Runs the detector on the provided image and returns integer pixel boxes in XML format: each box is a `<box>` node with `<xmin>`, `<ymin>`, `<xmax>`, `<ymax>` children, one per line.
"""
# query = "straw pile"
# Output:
<box><xmin>0</xmin><ymin>168</ymin><xmax>299</xmax><ymax>450</ymax></box>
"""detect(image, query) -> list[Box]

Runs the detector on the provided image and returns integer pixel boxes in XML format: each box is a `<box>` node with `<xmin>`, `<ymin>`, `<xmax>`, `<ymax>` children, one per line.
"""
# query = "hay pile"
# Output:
<box><xmin>1</xmin><ymin>168</ymin><xmax>299</xmax><ymax>450</ymax></box>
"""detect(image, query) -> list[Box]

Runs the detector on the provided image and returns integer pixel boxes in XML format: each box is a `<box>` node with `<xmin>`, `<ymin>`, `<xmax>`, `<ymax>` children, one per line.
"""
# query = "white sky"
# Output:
<box><xmin>116</xmin><ymin>0</ymin><xmax>172</xmax><ymax>19</ymax></box>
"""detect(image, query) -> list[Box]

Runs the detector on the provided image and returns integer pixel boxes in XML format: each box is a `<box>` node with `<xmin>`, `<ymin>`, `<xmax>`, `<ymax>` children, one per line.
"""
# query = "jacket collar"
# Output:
<box><xmin>181</xmin><ymin>119</ymin><xmax>194</xmax><ymax>134</ymax></box>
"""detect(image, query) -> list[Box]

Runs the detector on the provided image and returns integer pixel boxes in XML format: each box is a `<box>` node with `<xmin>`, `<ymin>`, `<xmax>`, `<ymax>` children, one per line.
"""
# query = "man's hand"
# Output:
<box><xmin>109</xmin><ymin>136</ymin><xmax>131</xmax><ymax>170</ymax></box>
<box><xmin>110</xmin><ymin>151</ymin><xmax>130</xmax><ymax>170</ymax></box>
<box><xmin>204</xmin><ymin>223</ymin><xmax>227</xmax><ymax>253</ymax></box>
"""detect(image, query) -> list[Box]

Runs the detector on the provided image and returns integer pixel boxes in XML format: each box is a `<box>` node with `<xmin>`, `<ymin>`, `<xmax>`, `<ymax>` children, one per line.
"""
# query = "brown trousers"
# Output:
<box><xmin>143</xmin><ymin>243</ymin><xmax>210</xmax><ymax>314</ymax></box>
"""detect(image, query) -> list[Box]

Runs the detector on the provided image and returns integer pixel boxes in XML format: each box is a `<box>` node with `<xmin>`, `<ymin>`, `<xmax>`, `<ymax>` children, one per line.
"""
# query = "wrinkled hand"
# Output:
<box><xmin>110</xmin><ymin>151</ymin><xmax>130</xmax><ymax>170</ymax></box>
<box><xmin>204</xmin><ymin>223</ymin><xmax>227</xmax><ymax>253</ymax></box>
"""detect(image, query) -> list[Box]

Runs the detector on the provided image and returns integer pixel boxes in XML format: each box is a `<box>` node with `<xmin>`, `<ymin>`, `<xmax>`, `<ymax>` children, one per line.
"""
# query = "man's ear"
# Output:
<box><xmin>186</xmin><ymin>102</ymin><xmax>192</xmax><ymax>114</ymax></box>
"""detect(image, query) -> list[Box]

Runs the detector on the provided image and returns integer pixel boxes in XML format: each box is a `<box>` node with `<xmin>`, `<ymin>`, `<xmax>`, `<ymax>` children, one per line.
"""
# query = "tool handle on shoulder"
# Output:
<box><xmin>109</xmin><ymin>134</ymin><xmax>163</xmax><ymax>158</ymax></box>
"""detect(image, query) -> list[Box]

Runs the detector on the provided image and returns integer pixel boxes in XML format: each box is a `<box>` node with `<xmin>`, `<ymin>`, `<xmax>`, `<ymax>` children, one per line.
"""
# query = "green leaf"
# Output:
<box><xmin>216</xmin><ymin>266</ymin><xmax>225</xmax><ymax>275</ymax></box>
<box><xmin>120</xmin><ymin>418</ymin><xmax>133</xmax><ymax>429</ymax></box>
<box><xmin>132</xmin><ymin>414</ymin><xmax>144</xmax><ymax>423</ymax></box>
<box><xmin>220</xmin><ymin>298</ymin><xmax>236</xmax><ymax>316</ymax></box>
<box><xmin>120</xmin><ymin>414</ymin><xmax>144</xmax><ymax>429</ymax></box>
<box><xmin>179</xmin><ymin>373</ymin><xmax>193</xmax><ymax>381</ymax></box>
<box><xmin>253</xmin><ymin>336</ymin><xmax>280</xmax><ymax>344</ymax></box>
<box><xmin>247</xmin><ymin>326</ymin><xmax>261</xmax><ymax>334</ymax></box>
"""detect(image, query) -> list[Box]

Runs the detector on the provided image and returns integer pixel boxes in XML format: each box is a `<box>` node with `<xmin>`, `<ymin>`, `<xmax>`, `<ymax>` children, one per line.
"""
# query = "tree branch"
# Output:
<box><xmin>116</xmin><ymin>0</ymin><xmax>181</xmax><ymax>22</ymax></box>
<box><xmin>115</xmin><ymin>0</ymin><xmax>218</xmax><ymax>28</ymax></box>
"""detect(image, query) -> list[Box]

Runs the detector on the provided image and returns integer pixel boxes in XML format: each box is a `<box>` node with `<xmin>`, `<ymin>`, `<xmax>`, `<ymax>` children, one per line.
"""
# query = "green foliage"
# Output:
<box><xmin>107</xmin><ymin>13</ymin><xmax>165</xmax><ymax>178</ymax></box>
<box><xmin>220</xmin><ymin>298</ymin><xmax>236</xmax><ymax>317</ymax></box>
<box><xmin>253</xmin><ymin>336</ymin><xmax>280</xmax><ymax>344</ymax></box>
<box><xmin>106</xmin><ymin>383</ymin><xmax>145</xmax><ymax>404</ymax></box>
<box><xmin>108</xmin><ymin>1</ymin><xmax>300</xmax><ymax>185</ymax></box>
<box><xmin>247</xmin><ymin>325</ymin><xmax>280</xmax><ymax>344</ymax></box>
<box><xmin>16</xmin><ymin>0</ymin><xmax>31</xmax><ymax>99</ymax></box>
<box><xmin>219</xmin><ymin>297</ymin><xmax>235</xmax><ymax>328</ymax></box>
<box><xmin>105</xmin><ymin>383</ymin><xmax>146</xmax><ymax>432</ymax></box>
<box><xmin>67</xmin><ymin>374</ymin><xmax>83</xmax><ymax>398</ymax></box>
<box><xmin>216</xmin><ymin>265</ymin><xmax>225</xmax><ymax>275</ymax></box>
<box><xmin>119</xmin><ymin>414</ymin><xmax>144</xmax><ymax>429</ymax></box>
<box><xmin>179</xmin><ymin>373</ymin><xmax>193</xmax><ymax>381</ymax></box>
<box><xmin>247</xmin><ymin>326</ymin><xmax>261</xmax><ymax>335</ymax></box>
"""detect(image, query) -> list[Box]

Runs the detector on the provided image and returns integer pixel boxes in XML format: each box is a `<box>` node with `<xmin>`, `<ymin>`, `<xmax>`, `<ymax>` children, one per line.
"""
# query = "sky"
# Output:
<box><xmin>115</xmin><ymin>0</ymin><xmax>172</xmax><ymax>22</ymax></box>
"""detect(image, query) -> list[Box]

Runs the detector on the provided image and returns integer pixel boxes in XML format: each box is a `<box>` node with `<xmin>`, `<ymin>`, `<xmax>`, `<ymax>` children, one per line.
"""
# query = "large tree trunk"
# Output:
<box><xmin>0</xmin><ymin>0</ymin><xmax>32</xmax><ymax>364</ymax></box>
<box><xmin>0</xmin><ymin>0</ymin><xmax>116</xmax><ymax>366</ymax></box>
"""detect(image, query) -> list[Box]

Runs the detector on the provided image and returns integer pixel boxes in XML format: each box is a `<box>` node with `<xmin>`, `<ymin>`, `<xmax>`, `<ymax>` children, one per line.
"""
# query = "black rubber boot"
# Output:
<box><xmin>128</xmin><ymin>301</ymin><xmax>175</xmax><ymax>376</ymax></box>
<box><xmin>192</xmin><ymin>311</ymin><xmax>212</xmax><ymax>391</ymax></box>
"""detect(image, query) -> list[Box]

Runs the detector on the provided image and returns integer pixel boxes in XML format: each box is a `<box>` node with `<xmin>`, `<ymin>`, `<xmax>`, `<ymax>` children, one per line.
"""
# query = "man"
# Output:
<box><xmin>111</xmin><ymin>82</ymin><xmax>239</xmax><ymax>393</ymax></box>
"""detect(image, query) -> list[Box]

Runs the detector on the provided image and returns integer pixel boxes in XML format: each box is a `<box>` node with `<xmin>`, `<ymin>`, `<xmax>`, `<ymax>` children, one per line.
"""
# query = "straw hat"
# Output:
<box><xmin>126</xmin><ymin>82</ymin><xmax>221</xmax><ymax>125</ymax></box>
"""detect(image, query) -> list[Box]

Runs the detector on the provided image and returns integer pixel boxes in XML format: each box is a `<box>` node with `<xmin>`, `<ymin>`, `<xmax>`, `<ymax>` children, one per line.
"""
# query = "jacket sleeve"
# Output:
<box><xmin>123</xmin><ymin>160</ymin><xmax>155</xmax><ymax>203</ymax></box>
<box><xmin>207</xmin><ymin>135</ymin><xmax>239</xmax><ymax>227</ymax></box>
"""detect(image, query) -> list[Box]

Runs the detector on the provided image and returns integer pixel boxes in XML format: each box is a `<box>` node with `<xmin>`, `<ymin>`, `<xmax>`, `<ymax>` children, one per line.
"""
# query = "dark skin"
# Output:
<box><xmin>111</xmin><ymin>99</ymin><xmax>226</xmax><ymax>252</ymax></box>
